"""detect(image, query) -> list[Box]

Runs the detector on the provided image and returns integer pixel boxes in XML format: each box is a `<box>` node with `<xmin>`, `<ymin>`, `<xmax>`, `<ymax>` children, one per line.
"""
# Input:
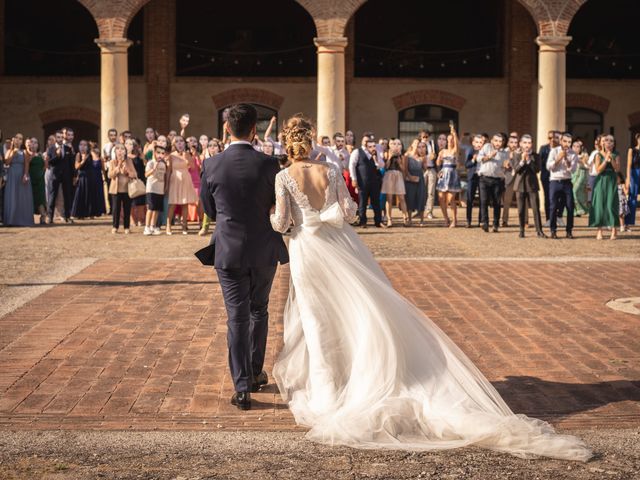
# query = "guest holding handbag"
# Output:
<box><xmin>108</xmin><ymin>144</ymin><xmax>137</xmax><ymax>234</ymax></box>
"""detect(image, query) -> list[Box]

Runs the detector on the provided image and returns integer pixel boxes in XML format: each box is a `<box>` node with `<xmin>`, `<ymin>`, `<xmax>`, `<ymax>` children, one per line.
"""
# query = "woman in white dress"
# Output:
<box><xmin>269</xmin><ymin>115</ymin><xmax>591</xmax><ymax>462</ymax></box>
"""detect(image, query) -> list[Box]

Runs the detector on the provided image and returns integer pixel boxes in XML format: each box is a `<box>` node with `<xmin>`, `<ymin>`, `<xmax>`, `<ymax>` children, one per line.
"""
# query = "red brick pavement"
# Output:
<box><xmin>0</xmin><ymin>259</ymin><xmax>638</xmax><ymax>431</ymax></box>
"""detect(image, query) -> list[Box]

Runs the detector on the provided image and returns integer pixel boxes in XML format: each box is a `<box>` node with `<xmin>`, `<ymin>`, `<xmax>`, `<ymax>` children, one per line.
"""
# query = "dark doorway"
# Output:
<box><xmin>43</xmin><ymin>120</ymin><xmax>99</xmax><ymax>151</ymax></box>
<box><xmin>217</xmin><ymin>105</ymin><xmax>277</xmax><ymax>140</ymax></box>
<box><xmin>398</xmin><ymin>105</ymin><xmax>459</xmax><ymax>148</ymax></box>
<box><xmin>566</xmin><ymin>107</ymin><xmax>603</xmax><ymax>150</ymax></box>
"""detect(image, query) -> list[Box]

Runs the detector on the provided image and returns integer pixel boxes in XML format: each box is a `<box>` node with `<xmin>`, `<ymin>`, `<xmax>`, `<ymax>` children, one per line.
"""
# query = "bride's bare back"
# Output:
<box><xmin>287</xmin><ymin>160</ymin><xmax>331</xmax><ymax>211</ymax></box>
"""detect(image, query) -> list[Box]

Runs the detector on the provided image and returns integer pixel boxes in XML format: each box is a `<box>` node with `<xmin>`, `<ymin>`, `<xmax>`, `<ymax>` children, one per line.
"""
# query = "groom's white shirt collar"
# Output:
<box><xmin>229</xmin><ymin>140</ymin><xmax>252</xmax><ymax>146</ymax></box>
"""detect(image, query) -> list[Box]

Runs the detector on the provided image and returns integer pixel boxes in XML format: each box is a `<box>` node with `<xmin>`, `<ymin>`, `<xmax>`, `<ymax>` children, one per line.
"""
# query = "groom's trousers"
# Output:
<box><xmin>216</xmin><ymin>266</ymin><xmax>277</xmax><ymax>393</ymax></box>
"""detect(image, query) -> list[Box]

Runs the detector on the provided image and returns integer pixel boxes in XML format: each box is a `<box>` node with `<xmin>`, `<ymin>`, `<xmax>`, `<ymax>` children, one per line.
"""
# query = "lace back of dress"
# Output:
<box><xmin>285</xmin><ymin>164</ymin><xmax>336</xmax><ymax>212</ymax></box>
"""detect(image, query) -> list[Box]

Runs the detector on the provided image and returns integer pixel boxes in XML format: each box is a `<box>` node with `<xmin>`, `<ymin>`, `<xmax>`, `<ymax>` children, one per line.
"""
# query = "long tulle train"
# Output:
<box><xmin>273</xmin><ymin>222</ymin><xmax>592</xmax><ymax>461</ymax></box>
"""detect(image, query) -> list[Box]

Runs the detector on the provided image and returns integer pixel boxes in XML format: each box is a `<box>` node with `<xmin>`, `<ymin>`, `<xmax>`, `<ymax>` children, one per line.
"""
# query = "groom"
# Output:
<box><xmin>200</xmin><ymin>104</ymin><xmax>289</xmax><ymax>410</ymax></box>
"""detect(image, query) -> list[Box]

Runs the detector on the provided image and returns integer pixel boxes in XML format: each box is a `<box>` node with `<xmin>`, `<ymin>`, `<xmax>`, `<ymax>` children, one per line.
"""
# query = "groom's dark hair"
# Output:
<box><xmin>226</xmin><ymin>104</ymin><xmax>257</xmax><ymax>139</ymax></box>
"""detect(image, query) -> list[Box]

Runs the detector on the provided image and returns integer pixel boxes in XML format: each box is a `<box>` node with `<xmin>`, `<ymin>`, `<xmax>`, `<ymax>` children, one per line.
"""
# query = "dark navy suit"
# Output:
<box><xmin>200</xmin><ymin>142</ymin><xmax>288</xmax><ymax>393</ymax></box>
<box><xmin>47</xmin><ymin>143</ymin><xmax>74</xmax><ymax>220</ymax></box>
<box><xmin>353</xmin><ymin>147</ymin><xmax>382</xmax><ymax>226</ymax></box>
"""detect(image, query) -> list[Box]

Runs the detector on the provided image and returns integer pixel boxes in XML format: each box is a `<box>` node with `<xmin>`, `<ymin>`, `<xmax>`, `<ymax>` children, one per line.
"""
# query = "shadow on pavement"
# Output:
<box><xmin>494</xmin><ymin>376</ymin><xmax>640</xmax><ymax>418</ymax></box>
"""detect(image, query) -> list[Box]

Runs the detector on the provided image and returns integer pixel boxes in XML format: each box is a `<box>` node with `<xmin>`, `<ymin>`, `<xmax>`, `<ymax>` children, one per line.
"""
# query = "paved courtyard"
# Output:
<box><xmin>1</xmin><ymin>214</ymin><xmax>639</xmax><ymax>479</ymax></box>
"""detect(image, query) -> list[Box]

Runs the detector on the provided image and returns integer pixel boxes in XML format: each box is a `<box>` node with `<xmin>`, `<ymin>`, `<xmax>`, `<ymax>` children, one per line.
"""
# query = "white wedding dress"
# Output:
<box><xmin>270</xmin><ymin>163</ymin><xmax>591</xmax><ymax>461</ymax></box>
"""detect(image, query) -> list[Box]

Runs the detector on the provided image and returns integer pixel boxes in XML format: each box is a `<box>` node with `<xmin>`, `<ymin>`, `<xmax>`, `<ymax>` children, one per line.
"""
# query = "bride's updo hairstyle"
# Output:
<box><xmin>283</xmin><ymin>114</ymin><xmax>314</xmax><ymax>162</ymax></box>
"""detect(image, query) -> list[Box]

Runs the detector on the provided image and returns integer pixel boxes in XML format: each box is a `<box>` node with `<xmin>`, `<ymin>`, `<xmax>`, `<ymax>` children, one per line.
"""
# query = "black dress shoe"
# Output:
<box><xmin>537</xmin><ymin>231</ymin><xmax>547</xmax><ymax>239</ymax></box>
<box><xmin>231</xmin><ymin>392</ymin><xmax>251</xmax><ymax>410</ymax></box>
<box><xmin>482</xmin><ymin>225</ymin><xmax>489</xmax><ymax>232</ymax></box>
<box><xmin>566</xmin><ymin>232</ymin><xmax>574</xmax><ymax>239</ymax></box>
<box><xmin>519</xmin><ymin>231</ymin><xmax>525</xmax><ymax>238</ymax></box>
<box><xmin>492</xmin><ymin>226</ymin><xmax>499</xmax><ymax>233</ymax></box>
<box><xmin>551</xmin><ymin>232</ymin><xmax>558</xmax><ymax>239</ymax></box>
<box><xmin>251</xmin><ymin>371</ymin><xmax>269</xmax><ymax>392</ymax></box>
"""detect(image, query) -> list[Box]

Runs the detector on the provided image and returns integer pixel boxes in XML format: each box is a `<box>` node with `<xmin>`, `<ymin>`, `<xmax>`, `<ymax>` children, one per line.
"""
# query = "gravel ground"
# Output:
<box><xmin>1</xmin><ymin>429</ymin><xmax>639</xmax><ymax>480</ymax></box>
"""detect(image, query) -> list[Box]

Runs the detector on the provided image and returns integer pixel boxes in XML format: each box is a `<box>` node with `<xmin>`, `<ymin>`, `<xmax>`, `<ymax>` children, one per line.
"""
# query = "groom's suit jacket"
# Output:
<box><xmin>200</xmin><ymin>143</ymin><xmax>289</xmax><ymax>269</ymax></box>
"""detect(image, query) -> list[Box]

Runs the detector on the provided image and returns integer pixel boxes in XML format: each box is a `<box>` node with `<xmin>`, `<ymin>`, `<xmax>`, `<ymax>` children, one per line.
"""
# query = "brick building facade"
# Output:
<box><xmin>1</xmin><ymin>0</ymin><xmax>639</xmax><ymax>154</ymax></box>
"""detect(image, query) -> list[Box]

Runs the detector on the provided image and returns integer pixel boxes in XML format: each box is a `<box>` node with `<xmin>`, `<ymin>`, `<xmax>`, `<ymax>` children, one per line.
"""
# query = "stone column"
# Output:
<box><xmin>95</xmin><ymin>38</ymin><xmax>133</xmax><ymax>146</ymax></box>
<box><xmin>314</xmin><ymin>37</ymin><xmax>348</xmax><ymax>138</ymax></box>
<box><xmin>535</xmin><ymin>36</ymin><xmax>571</xmax><ymax>146</ymax></box>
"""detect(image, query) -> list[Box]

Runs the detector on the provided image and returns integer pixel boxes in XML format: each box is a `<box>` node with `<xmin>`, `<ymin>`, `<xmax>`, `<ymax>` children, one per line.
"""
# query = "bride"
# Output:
<box><xmin>269</xmin><ymin>115</ymin><xmax>591</xmax><ymax>462</ymax></box>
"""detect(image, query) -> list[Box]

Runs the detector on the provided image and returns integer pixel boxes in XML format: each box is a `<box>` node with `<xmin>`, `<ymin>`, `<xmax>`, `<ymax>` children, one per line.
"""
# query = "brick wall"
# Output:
<box><xmin>506</xmin><ymin>0</ymin><xmax>537</xmax><ymax>136</ymax></box>
<box><xmin>211</xmin><ymin>89</ymin><xmax>285</xmax><ymax>111</ymax></box>
<box><xmin>39</xmin><ymin>107</ymin><xmax>101</xmax><ymax>126</ymax></box>
<box><xmin>0</xmin><ymin>0</ymin><xmax>4</xmax><ymax>75</ymax></box>
<box><xmin>144</xmin><ymin>0</ymin><xmax>173</xmax><ymax>133</ymax></box>
<box><xmin>391</xmin><ymin>90</ymin><xmax>467</xmax><ymax>112</ymax></box>
<box><xmin>566</xmin><ymin>93</ymin><xmax>610</xmax><ymax>113</ymax></box>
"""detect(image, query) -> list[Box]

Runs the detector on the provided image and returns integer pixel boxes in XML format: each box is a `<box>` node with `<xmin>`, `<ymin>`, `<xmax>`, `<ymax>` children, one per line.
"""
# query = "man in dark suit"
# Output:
<box><xmin>513</xmin><ymin>134</ymin><xmax>546</xmax><ymax>238</ymax></box>
<box><xmin>200</xmin><ymin>104</ymin><xmax>289</xmax><ymax>411</ymax></box>
<box><xmin>47</xmin><ymin>129</ymin><xmax>74</xmax><ymax>223</ymax></box>
<box><xmin>348</xmin><ymin>136</ymin><xmax>383</xmax><ymax>227</ymax></box>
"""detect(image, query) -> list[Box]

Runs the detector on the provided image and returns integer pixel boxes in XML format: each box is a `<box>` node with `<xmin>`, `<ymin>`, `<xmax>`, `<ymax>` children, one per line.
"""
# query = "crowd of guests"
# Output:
<box><xmin>1</xmin><ymin>114</ymin><xmax>638</xmax><ymax>241</ymax></box>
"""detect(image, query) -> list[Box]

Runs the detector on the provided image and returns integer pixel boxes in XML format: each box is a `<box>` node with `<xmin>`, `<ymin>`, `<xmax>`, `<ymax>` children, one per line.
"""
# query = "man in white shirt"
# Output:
<box><xmin>313</xmin><ymin>134</ymin><xmax>344</xmax><ymax>170</ymax></box>
<box><xmin>477</xmin><ymin>133</ymin><xmax>508</xmax><ymax>232</ymax></box>
<box><xmin>102</xmin><ymin>128</ymin><xmax>118</xmax><ymax>161</ymax></box>
<box><xmin>502</xmin><ymin>134</ymin><xmax>519</xmax><ymax>227</ymax></box>
<box><xmin>546</xmin><ymin>132</ymin><xmax>578</xmax><ymax>239</ymax></box>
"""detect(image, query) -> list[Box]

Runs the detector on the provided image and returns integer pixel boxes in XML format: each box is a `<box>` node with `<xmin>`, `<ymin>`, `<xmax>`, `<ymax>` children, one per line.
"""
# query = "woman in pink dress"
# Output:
<box><xmin>166</xmin><ymin>135</ymin><xmax>197</xmax><ymax>235</ymax></box>
<box><xmin>186</xmin><ymin>136</ymin><xmax>203</xmax><ymax>223</ymax></box>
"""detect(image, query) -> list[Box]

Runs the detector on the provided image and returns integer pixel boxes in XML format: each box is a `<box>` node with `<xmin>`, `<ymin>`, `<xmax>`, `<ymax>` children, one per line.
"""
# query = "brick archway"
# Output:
<box><xmin>77</xmin><ymin>0</ymin><xmax>149</xmax><ymax>38</ymax></box>
<box><xmin>80</xmin><ymin>0</ymin><xmax>319</xmax><ymax>39</ymax></box>
<box><xmin>211</xmin><ymin>89</ymin><xmax>285</xmax><ymax>111</ymax></box>
<box><xmin>39</xmin><ymin>107</ymin><xmax>101</xmax><ymax>126</ymax></box>
<box><xmin>392</xmin><ymin>90</ymin><xmax>466</xmax><ymax>112</ymax></box>
<box><xmin>566</xmin><ymin>93</ymin><xmax>610</xmax><ymax>114</ymax></box>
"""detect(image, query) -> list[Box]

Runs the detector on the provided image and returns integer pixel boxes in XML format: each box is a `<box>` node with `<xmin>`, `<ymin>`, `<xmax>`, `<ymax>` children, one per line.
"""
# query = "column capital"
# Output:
<box><xmin>95</xmin><ymin>37</ymin><xmax>133</xmax><ymax>53</ymax></box>
<box><xmin>535</xmin><ymin>36</ymin><xmax>571</xmax><ymax>52</ymax></box>
<box><xmin>314</xmin><ymin>36</ymin><xmax>348</xmax><ymax>53</ymax></box>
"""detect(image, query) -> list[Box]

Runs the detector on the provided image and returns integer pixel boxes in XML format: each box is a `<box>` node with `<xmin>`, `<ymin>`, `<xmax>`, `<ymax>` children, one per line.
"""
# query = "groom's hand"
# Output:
<box><xmin>270</xmin><ymin>205</ymin><xmax>276</xmax><ymax>215</ymax></box>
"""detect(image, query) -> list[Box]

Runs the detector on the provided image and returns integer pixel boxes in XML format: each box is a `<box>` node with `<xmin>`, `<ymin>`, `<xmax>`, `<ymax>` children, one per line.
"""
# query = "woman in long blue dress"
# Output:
<box><xmin>625</xmin><ymin>133</ymin><xmax>640</xmax><ymax>229</ymax></box>
<box><xmin>3</xmin><ymin>133</ymin><xmax>34</xmax><ymax>226</ymax></box>
<box><xmin>404</xmin><ymin>140</ymin><xmax>428</xmax><ymax>226</ymax></box>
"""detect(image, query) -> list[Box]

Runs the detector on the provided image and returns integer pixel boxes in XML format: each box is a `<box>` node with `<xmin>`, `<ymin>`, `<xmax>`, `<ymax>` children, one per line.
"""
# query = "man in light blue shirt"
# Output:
<box><xmin>477</xmin><ymin>133</ymin><xmax>508</xmax><ymax>232</ymax></box>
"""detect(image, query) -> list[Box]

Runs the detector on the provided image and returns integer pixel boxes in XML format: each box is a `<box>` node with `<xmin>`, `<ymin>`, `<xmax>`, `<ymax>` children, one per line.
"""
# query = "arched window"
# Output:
<box><xmin>217</xmin><ymin>105</ymin><xmax>277</xmax><ymax>140</ymax></box>
<box><xmin>4</xmin><ymin>0</ymin><xmax>144</xmax><ymax>76</ymax></box>
<box><xmin>566</xmin><ymin>108</ymin><xmax>604</xmax><ymax>150</ymax></box>
<box><xmin>176</xmin><ymin>0</ymin><xmax>316</xmax><ymax>77</ymax></box>
<box><xmin>398</xmin><ymin>105</ymin><xmax>459</xmax><ymax>148</ymax></box>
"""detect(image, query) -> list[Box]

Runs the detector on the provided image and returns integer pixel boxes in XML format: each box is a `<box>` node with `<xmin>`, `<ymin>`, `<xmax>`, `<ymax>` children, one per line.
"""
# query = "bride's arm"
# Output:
<box><xmin>335</xmin><ymin>166</ymin><xmax>358</xmax><ymax>223</ymax></box>
<box><xmin>270</xmin><ymin>172</ymin><xmax>292</xmax><ymax>233</ymax></box>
